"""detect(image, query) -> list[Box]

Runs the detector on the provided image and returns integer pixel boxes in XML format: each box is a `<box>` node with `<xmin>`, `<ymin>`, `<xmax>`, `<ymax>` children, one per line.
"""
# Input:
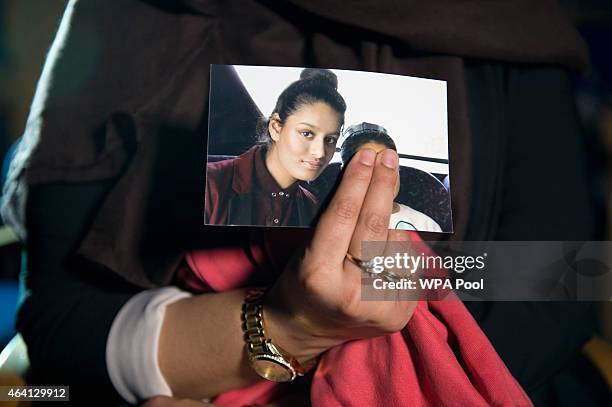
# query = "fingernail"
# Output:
<box><xmin>360</xmin><ymin>149</ymin><xmax>376</xmax><ymax>166</ymax></box>
<box><xmin>382</xmin><ymin>149</ymin><xmax>398</xmax><ymax>169</ymax></box>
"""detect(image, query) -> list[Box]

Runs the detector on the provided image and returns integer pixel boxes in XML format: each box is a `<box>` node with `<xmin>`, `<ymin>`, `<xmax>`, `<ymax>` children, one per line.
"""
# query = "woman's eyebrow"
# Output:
<box><xmin>298</xmin><ymin>122</ymin><xmax>340</xmax><ymax>136</ymax></box>
<box><xmin>298</xmin><ymin>122</ymin><xmax>319</xmax><ymax>129</ymax></box>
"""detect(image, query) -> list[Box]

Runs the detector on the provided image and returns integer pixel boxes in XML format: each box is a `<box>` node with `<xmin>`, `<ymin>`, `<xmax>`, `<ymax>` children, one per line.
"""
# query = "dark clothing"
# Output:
<box><xmin>2</xmin><ymin>1</ymin><xmax>603</xmax><ymax>406</ymax></box>
<box><xmin>2</xmin><ymin>0</ymin><xmax>589</xmax><ymax>285</ymax></box>
<box><xmin>461</xmin><ymin>63</ymin><xmax>601</xmax><ymax>406</ymax></box>
<box><xmin>21</xmin><ymin>181</ymin><xmax>137</xmax><ymax>406</ymax></box>
<box><xmin>205</xmin><ymin>145</ymin><xmax>318</xmax><ymax>227</ymax></box>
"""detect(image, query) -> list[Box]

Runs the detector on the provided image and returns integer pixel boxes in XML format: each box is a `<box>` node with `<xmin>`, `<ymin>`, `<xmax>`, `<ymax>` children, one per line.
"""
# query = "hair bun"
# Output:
<box><xmin>300</xmin><ymin>68</ymin><xmax>338</xmax><ymax>89</ymax></box>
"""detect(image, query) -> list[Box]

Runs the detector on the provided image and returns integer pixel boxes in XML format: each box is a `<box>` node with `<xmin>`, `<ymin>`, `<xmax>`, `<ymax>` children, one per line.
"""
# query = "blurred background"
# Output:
<box><xmin>0</xmin><ymin>0</ymin><xmax>610</xmax><ymax>393</ymax></box>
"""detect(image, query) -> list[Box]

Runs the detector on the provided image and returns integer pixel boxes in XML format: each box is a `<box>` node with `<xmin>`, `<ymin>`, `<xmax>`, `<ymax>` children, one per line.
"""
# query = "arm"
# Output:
<box><xmin>158</xmin><ymin>148</ymin><xmax>418</xmax><ymax>400</ymax></box>
<box><xmin>158</xmin><ymin>289</ymin><xmax>269</xmax><ymax>399</ymax></box>
<box><xmin>19</xmin><ymin>149</ymin><xmax>413</xmax><ymax>404</ymax></box>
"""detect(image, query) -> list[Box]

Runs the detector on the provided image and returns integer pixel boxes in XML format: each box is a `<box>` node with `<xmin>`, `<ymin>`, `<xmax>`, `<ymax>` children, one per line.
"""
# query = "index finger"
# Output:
<box><xmin>309</xmin><ymin>149</ymin><xmax>376</xmax><ymax>263</ymax></box>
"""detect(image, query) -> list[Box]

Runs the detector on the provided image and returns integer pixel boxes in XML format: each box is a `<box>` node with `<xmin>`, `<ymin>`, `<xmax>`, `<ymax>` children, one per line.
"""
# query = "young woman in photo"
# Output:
<box><xmin>340</xmin><ymin>122</ymin><xmax>443</xmax><ymax>232</ymax></box>
<box><xmin>205</xmin><ymin>68</ymin><xmax>346</xmax><ymax>227</ymax></box>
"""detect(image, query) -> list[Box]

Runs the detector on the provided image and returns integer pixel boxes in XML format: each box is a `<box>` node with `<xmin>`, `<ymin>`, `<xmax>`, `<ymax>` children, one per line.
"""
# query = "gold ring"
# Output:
<box><xmin>345</xmin><ymin>252</ymin><xmax>364</xmax><ymax>267</ymax></box>
<box><xmin>345</xmin><ymin>252</ymin><xmax>378</xmax><ymax>274</ymax></box>
<box><xmin>345</xmin><ymin>252</ymin><xmax>402</xmax><ymax>281</ymax></box>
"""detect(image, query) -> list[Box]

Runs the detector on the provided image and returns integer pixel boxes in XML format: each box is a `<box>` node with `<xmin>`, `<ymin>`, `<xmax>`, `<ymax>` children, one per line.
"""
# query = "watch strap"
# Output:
<box><xmin>241</xmin><ymin>288</ymin><xmax>315</xmax><ymax>380</ymax></box>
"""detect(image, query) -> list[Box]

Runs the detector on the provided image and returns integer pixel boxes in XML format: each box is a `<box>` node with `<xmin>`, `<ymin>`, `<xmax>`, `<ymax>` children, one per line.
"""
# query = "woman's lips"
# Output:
<box><xmin>301</xmin><ymin>160</ymin><xmax>323</xmax><ymax>171</ymax></box>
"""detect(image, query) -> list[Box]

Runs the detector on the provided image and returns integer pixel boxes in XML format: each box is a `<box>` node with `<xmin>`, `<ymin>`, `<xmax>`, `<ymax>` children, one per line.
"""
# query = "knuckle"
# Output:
<box><xmin>332</xmin><ymin>198</ymin><xmax>360</xmax><ymax>224</ymax></box>
<box><xmin>363</xmin><ymin>212</ymin><xmax>388</xmax><ymax>235</ymax></box>
<box><xmin>371</xmin><ymin>171</ymin><xmax>396</xmax><ymax>189</ymax></box>
<box><xmin>301</xmin><ymin>265</ymin><xmax>326</xmax><ymax>294</ymax></box>
<box><xmin>350</xmin><ymin>165</ymin><xmax>373</xmax><ymax>183</ymax></box>
<box><xmin>384</xmin><ymin>304</ymin><xmax>415</xmax><ymax>333</ymax></box>
<box><xmin>385</xmin><ymin>316</ymin><xmax>409</xmax><ymax>333</ymax></box>
<box><xmin>337</xmin><ymin>288</ymin><xmax>361</xmax><ymax>319</ymax></box>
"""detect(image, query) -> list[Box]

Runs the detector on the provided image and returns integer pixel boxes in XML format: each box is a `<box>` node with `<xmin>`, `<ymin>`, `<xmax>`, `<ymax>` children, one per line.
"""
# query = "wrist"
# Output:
<box><xmin>262</xmin><ymin>306</ymin><xmax>325</xmax><ymax>362</ymax></box>
<box><xmin>262</xmin><ymin>292</ymin><xmax>342</xmax><ymax>362</ymax></box>
<box><xmin>242</xmin><ymin>288</ymin><xmax>324</xmax><ymax>382</ymax></box>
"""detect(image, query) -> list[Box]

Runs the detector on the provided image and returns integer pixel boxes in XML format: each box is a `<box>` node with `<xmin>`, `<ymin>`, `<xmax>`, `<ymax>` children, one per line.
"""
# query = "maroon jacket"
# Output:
<box><xmin>205</xmin><ymin>144</ymin><xmax>318</xmax><ymax>227</ymax></box>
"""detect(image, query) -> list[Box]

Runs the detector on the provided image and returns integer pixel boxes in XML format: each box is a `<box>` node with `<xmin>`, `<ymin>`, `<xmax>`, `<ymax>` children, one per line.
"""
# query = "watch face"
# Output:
<box><xmin>251</xmin><ymin>355</ymin><xmax>296</xmax><ymax>382</ymax></box>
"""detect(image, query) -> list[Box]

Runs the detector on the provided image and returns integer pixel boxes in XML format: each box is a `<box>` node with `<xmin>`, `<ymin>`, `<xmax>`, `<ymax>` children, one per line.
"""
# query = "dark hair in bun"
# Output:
<box><xmin>258</xmin><ymin>68</ymin><xmax>346</xmax><ymax>144</ymax></box>
<box><xmin>299</xmin><ymin>68</ymin><xmax>339</xmax><ymax>89</ymax></box>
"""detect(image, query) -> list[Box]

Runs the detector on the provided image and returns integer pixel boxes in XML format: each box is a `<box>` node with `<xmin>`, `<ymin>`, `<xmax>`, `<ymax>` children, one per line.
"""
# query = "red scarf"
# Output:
<box><xmin>178</xmin><ymin>231</ymin><xmax>532</xmax><ymax>406</ymax></box>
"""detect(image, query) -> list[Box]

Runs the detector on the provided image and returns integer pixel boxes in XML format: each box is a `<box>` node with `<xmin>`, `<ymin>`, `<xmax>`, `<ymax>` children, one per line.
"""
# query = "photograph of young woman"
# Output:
<box><xmin>340</xmin><ymin>122</ymin><xmax>443</xmax><ymax>232</ymax></box>
<box><xmin>205</xmin><ymin>68</ymin><xmax>346</xmax><ymax>227</ymax></box>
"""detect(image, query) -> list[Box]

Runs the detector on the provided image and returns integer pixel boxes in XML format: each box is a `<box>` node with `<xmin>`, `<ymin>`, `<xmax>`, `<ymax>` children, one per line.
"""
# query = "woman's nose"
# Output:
<box><xmin>310</xmin><ymin>138</ymin><xmax>325</xmax><ymax>158</ymax></box>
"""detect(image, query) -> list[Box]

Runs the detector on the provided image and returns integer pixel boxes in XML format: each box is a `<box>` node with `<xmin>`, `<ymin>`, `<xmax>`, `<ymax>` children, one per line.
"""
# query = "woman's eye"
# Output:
<box><xmin>300</xmin><ymin>131</ymin><xmax>313</xmax><ymax>138</ymax></box>
<box><xmin>325</xmin><ymin>137</ymin><xmax>338</xmax><ymax>145</ymax></box>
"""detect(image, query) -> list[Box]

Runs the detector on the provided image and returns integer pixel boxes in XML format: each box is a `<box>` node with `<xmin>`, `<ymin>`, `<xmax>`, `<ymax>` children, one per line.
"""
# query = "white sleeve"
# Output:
<box><xmin>106</xmin><ymin>287</ymin><xmax>193</xmax><ymax>405</ymax></box>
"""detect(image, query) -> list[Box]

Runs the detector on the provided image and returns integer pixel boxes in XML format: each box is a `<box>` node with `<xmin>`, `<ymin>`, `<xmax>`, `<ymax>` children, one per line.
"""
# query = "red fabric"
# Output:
<box><xmin>183</xmin><ymin>232</ymin><xmax>532</xmax><ymax>406</ymax></box>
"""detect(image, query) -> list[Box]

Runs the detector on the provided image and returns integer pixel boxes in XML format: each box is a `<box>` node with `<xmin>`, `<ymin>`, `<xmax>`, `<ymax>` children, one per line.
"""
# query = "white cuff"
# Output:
<box><xmin>106</xmin><ymin>287</ymin><xmax>192</xmax><ymax>404</ymax></box>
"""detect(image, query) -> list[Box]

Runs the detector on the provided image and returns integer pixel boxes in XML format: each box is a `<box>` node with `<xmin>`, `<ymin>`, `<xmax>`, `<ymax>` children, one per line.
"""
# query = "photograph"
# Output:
<box><xmin>205</xmin><ymin>64</ymin><xmax>452</xmax><ymax>232</ymax></box>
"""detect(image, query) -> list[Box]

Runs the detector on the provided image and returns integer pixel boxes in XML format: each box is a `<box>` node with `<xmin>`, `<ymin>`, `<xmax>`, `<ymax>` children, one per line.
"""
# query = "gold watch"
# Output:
<box><xmin>241</xmin><ymin>288</ymin><xmax>316</xmax><ymax>382</ymax></box>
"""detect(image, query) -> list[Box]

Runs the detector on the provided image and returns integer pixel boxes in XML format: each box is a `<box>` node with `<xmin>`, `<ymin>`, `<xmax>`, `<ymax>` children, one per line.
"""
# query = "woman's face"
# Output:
<box><xmin>268</xmin><ymin>102</ymin><xmax>342</xmax><ymax>187</ymax></box>
<box><xmin>355</xmin><ymin>141</ymin><xmax>401</xmax><ymax>198</ymax></box>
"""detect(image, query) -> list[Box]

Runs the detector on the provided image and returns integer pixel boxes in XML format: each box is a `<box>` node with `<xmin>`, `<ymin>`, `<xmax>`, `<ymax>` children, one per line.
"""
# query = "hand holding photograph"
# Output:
<box><xmin>205</xmin><ymin>65</ymin><xmax>452</xmax><ymax>233</ymax></box>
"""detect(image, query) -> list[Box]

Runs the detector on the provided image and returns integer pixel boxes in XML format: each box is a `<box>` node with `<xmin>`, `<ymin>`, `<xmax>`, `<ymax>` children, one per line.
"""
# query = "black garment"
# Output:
<box><xmin>3</xmin><ymin>0</ymin><xmax>589</xmax><ymax>286</ymax></box>
<box><xmin>20</xmin><ymin>181</ymin><xmax>137</xmax><ymax>406</ymax></box>
<box><xmin>462</xmin><ymin>63</ymin><xmax>603</xmax><ymax>406</ymax></box>
<box><xmin>16</xmin><ymin>63</ymin><xmax>604</xmax><ymax>406</ymax></box>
